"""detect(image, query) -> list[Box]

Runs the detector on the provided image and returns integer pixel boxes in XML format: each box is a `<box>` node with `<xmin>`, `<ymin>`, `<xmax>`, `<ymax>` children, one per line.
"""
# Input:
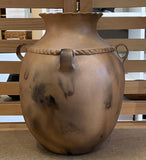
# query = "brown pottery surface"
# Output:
<box><xmin>19</xmin><ymin>13</ymin><xmax>127</xmax><ymax>155</ymax></box>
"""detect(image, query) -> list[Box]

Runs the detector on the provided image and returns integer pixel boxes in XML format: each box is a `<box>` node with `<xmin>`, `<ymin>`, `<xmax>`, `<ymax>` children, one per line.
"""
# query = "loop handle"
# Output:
<box><xmin>16</xmin><ymin>44</ymin><xmax>27</xmax><ymax>61</ymax></box>
<box><xmin>60</xmin><ymin>49</ymin><xmax>75</xmax><ymax>72</ymax></box>
<box><xmin>115</xmin><ymin>44</ymin><xmax>129</xmax><ymax>63</ymax></box>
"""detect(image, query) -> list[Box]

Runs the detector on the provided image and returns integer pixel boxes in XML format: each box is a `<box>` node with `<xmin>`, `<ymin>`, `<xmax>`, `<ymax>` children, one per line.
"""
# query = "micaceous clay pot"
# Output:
<box><xmin>17</xmin><ymin>13</ymin><xmax>129</xmax><ymax>155</ymax></box>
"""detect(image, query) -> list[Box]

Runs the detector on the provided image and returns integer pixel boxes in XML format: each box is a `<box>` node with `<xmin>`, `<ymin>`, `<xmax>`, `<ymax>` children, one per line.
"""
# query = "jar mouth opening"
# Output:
<box><xmin>39</xmin><ymin>12</ymin><xmax>103</xmax><ymax>17</ymax></box>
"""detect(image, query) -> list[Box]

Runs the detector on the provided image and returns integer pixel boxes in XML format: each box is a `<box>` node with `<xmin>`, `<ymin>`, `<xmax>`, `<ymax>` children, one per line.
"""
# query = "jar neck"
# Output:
<box><xmin>35</xmin><ymin>13</ymin><xmax>108</xmax><ymax>50</ymax></box>
<box><xmin>40</xmin><ymin>13</ymin><xmax>102</xmax><ymax>36</ymax></box>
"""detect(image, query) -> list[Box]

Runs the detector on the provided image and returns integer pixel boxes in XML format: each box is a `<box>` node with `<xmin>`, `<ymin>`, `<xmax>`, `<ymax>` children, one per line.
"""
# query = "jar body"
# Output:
<box><xmin>19</xmin><ymin>13</ymin><xmax>125</xmax><ymax>155</ymax></box>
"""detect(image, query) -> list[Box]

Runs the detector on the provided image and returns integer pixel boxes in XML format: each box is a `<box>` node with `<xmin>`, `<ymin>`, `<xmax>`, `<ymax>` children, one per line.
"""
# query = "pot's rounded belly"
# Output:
<box><xmin>20</xmin><ymin>52</ymin><xmax>124</xmax><ymax>154</ymax></box>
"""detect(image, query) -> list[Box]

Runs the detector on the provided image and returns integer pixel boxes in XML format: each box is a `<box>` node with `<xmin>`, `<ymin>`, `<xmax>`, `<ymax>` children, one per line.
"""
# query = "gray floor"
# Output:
<box><xmin>0</xmin><ymin>128</ymin><xmax>146</xmax><ymax>160</ymax></box>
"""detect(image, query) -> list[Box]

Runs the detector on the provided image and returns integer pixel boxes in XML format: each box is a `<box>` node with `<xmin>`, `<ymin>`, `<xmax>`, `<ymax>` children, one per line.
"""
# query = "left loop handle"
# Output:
<box><xmin>16</xmin><ymin>44</ymin><xmax>27</xmax><ymax>61</ymax></box>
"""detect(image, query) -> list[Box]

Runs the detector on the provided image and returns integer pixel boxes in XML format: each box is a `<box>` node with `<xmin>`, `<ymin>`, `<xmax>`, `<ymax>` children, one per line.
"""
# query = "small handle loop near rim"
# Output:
<box><xmin>16</xmin><ymin>44</ymin><xmax>27</xmax><ymax>61</ymax></box>
<box><xmin>115</xmin><ymin>44</ymin><xmax>129</xmax><ymax>63</ymax></box>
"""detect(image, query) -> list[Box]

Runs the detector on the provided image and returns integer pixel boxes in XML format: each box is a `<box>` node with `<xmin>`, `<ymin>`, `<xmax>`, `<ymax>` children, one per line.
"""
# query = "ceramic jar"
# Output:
<box><xmin>17</xmin><ymin>13</ymin><xmax>128</xmax><ymax>155</ymax></box>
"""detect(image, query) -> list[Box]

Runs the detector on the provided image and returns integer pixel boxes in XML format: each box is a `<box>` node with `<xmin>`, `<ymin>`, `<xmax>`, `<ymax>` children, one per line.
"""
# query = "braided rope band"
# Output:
<box><xmin>26</xmin><ymin>47</ymin><xmax>116</xmax><ymax>56</ymax></box>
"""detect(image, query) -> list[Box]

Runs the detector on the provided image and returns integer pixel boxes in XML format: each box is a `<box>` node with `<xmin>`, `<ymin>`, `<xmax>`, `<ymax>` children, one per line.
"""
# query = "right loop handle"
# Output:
<box><xmin>115</xmin><ymin>44</ymin><xmax>129</xmax><ymax>63</ymax></box>
<box><xmin>16</xmin><ymin>44</ymin><xmax>27</xmax><ymax>61</ymax></box>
